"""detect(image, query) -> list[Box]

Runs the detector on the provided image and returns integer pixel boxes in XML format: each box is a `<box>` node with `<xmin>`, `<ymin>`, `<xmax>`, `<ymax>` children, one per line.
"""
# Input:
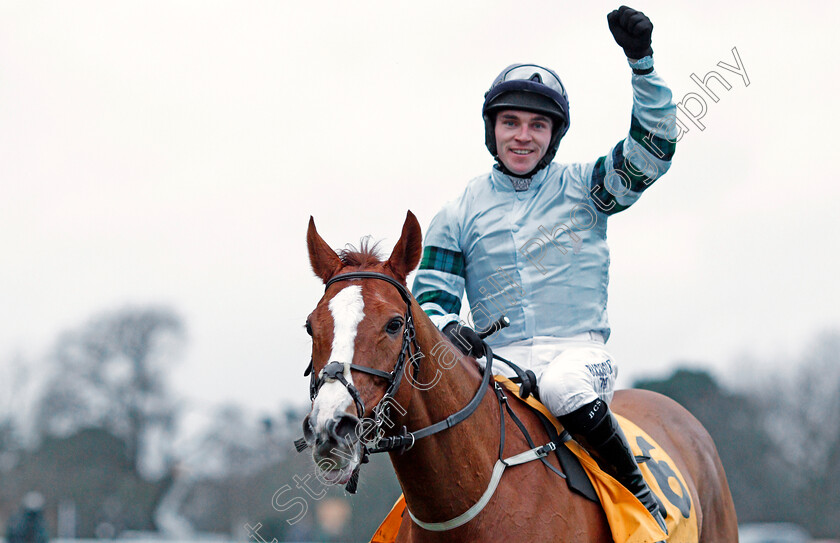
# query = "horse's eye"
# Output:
<box><xmin>385</xmin><ymin>317</ymin><xmax>403</xmax><ymax>335</ymax></box>
<box><xmin>305</xmin><ymin>320</ymin><xmax>313</xmax><ymax>336</ymax></box>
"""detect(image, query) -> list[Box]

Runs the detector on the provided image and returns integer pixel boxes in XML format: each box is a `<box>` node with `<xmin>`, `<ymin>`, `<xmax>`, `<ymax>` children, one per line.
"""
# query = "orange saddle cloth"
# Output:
<box><xmin>371</xmin><ymin>376</ymin><xmax>699</xmax><ymax>543</ymax></box>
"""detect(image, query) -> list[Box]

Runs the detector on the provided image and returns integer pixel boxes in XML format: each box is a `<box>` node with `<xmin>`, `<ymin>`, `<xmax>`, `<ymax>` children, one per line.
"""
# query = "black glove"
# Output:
<box><xmin>607</xmin><ymin>5</ymin><xmax>653</xmax><ymax>59</ymax></box>
<box><xmin>442</xmin><ymin>322</ymin><xmax>485</xmax><ymax>358</ymax></box>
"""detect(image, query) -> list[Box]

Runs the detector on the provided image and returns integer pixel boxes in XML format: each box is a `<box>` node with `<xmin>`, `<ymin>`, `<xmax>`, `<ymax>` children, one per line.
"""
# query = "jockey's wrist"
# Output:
<box><xmin>628</xmin><ymin>55</ymin><xmax>654</xmax><ymax>75</ymax></box>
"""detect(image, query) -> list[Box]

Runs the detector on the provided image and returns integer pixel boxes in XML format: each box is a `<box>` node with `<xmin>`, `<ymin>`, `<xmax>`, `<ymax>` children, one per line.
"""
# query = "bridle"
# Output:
<box><xmin>297</xmin><ymin>270</ymin><xmax>496</xmax><ymax>492</ymax></box>
<box><xmin>303</xmin><ymin>271</ymin><xmax>422</xmax><ymax>431</ymax></box>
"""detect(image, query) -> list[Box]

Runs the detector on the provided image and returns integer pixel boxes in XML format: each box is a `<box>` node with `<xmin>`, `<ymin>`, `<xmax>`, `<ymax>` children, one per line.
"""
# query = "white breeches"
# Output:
<box><xmin>490</xmin><ymin>333</ymin><xmax>618</xmax><ymax>417</ymax></box>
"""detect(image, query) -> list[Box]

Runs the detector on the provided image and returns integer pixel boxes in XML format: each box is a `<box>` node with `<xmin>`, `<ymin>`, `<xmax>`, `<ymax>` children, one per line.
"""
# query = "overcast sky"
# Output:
<box><xmin>1</xmin><ymin>1</ymin><xmax>838</xmax><ymax>423</ymax></box>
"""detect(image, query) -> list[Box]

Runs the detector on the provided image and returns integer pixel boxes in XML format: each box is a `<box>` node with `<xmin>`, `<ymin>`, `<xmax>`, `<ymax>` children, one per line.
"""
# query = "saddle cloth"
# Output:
<box><xmin>370</xmin><ymin>376</ymin><xmax>699</xmax><ymax>543</ymax></box>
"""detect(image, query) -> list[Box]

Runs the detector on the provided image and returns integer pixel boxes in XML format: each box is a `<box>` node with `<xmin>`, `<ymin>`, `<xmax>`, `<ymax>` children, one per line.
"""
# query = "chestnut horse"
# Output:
<box><xmin>301</xmin><ymin>211</ymin><xmax>738</xmax><ymax>542</ymax></box>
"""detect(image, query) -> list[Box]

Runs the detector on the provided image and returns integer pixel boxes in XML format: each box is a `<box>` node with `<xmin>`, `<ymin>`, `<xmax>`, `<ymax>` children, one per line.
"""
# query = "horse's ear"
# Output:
<box><xmin>385</xmin><ymin>210</ymin><xmax>423</xmax><ymax>283</ymax></box>
<box><xmin>307</xmin><ymin>216</ymin><xmax>343</xmax><ymax>283</ymax></box>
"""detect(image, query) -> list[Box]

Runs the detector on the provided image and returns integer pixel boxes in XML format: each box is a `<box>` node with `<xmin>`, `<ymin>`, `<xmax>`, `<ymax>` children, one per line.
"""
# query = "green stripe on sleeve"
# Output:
<box><xmin>416</xmin><ymin>291</ymin><xmax>462</xmax><ymax>316</ymax></box>
<box><xmin>419</xmin><ymin>246</ymin><xmax>466</xmax><ymax>278</ymax></box>
<box><xmin>629</xmin><ymin>115</ymin><xmax>676</xmax><ymax>161</ymax></box>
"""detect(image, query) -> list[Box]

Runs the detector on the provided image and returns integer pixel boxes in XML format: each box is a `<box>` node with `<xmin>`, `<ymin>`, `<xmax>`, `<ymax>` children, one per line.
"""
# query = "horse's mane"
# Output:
<box><xmin>338</xmin><ymin>236</ymin><xmax>384</xmax><ymax>269</ymax></box>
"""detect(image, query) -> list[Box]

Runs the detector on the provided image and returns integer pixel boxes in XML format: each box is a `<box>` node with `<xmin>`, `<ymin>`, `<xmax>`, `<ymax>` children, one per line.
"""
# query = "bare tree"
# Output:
<box><xmin>36</xmin><ymin>306</ymin><xmax>185</xmax><ymax>477</ymax></box>
<box><xmin>764</xmin><ymin>331</ymin><xmax>840</xmax><ymax>468</ymax></box>
<box><xmin>759</xmin><ymin>329</ymin><xmax>840</xmax><ymax>535</ymax></box>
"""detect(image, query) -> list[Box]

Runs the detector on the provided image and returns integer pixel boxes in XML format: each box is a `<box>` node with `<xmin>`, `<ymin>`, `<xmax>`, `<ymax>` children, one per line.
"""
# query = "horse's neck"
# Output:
<box><xmin>387</xmin><ymin>304</ymin><xmax>503</xmax><ymax>521</ymax></box>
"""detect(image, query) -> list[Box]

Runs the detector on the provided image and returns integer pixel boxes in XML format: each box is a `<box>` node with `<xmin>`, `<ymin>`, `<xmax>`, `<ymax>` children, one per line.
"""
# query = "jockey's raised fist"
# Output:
<box><xmin>607</xmin><ymin>5</ymin><xmax>653</xmax><ymax>60</ymax></box>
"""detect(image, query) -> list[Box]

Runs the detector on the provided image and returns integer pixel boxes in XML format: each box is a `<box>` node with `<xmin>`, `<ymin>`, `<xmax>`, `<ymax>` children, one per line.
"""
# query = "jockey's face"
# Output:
<box><xmin>494</xmin><ymin>110</ymin><xmax>553</xmax><ymax>176</ymax></box>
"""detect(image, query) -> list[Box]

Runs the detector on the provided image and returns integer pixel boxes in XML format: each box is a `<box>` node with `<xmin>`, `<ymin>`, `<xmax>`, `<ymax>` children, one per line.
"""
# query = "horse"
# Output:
<box><xmin>300</xmin><ymin>210</ymin><xmax>739</xmax><ymax>542</ymax></box>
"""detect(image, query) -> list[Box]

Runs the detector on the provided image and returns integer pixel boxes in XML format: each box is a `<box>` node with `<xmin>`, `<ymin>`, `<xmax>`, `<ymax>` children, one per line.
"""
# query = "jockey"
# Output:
<box><xmin>411</xmin><ymin>5</ymin><xmax>676</xmax><ymax>533</ymax></box>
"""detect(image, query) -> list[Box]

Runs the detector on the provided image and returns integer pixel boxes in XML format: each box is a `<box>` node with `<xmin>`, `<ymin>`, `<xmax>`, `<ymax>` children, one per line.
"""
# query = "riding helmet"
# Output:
<box><xmin>482</xmin><ymin>63</ymin><xmax>570</xmax><ymax>177</ymax></box>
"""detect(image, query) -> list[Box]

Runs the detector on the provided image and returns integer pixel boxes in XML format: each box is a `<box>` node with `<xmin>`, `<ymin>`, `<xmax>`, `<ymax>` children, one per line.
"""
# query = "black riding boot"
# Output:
<box><xmin>559</xmin><ymin>399</ymin><xmax>668</xmax><ymax>535</ymax></box>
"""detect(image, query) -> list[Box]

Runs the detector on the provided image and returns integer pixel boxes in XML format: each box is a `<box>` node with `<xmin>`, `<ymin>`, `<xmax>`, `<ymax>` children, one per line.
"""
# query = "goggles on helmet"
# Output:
<box><xmin>490</xmin><ymin>64</ymin><xmax>568</xmax><ymax>97</ymax></box>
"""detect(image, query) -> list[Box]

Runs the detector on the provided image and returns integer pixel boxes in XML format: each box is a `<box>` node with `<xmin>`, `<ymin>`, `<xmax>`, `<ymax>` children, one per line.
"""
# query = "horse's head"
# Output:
<box><xmin>301</xmin><ymin>211</ymin><xmax>422</xmax><ymax>486</ymax></box>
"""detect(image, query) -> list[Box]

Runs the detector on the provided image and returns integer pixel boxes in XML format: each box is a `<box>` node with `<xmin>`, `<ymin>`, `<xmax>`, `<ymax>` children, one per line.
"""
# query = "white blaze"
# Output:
<box><xmin>313</xmin><ymin>285</ymin><xmax>364</xmax><ymax>429</ymax></box>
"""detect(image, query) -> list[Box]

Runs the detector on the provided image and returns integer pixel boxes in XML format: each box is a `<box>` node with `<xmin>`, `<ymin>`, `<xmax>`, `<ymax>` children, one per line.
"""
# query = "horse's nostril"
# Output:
<box><xmin>302</xmin><ymin>412</ymin><xmax>360</xmax><ymax>454</ymax></box>
<box><xmin>302</xmin><ymin>414</ymin><xmax>315</xmax><ymax>442</ymax></box>
<box><xmin>333</xmin><ymin>413</ymin><xmax>360</xmax><ymax>442</ymax></box>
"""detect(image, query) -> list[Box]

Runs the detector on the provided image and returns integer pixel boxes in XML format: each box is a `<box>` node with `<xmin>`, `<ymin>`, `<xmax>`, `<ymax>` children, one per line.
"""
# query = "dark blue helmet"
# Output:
<box><xmin>482</xmin><ymin>63</ymin><xmax>570</xmax><ymax>177</ymax></box>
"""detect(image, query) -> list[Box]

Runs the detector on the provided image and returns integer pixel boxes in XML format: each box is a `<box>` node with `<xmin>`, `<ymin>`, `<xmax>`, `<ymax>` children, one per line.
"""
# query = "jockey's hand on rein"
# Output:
<box><xmin>442</xmin><ymin>322</ymin><xmax>486</xmax><ymax>358</ymax></box>
<box><xmin>607</xmin><ymin>5</ymin><xmax>653</xmax><ymax>59</ymax></box>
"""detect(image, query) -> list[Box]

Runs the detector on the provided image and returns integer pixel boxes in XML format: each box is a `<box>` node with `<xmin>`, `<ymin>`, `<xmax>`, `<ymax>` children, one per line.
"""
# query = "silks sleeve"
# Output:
<box><xmin>587</xmin><ymin>60</ymin><xmax>680</xmax><ymax>215</ymax></box>
<box><xmin>411</xmin><ymin>202</ymin><xmax>466</xmax><ymax>330</ymax></box>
